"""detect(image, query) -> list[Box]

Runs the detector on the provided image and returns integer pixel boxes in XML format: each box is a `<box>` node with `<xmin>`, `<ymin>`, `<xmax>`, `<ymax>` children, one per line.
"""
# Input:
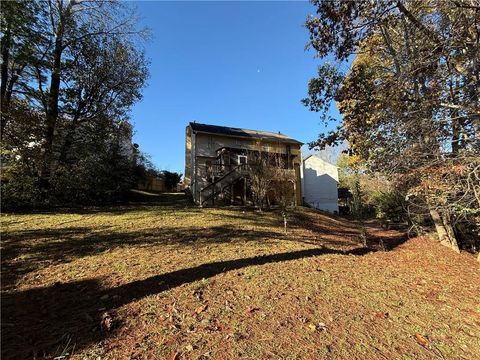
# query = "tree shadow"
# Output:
<box><xmin>290</xmin><ymin>209</ymin><xmax>409</xmax><ymax>251</ymax></box>
<box><xmin>1</xmin><ymin>205</ymin><xmax>410</xmax><ymax>358</ymax></box>
<box><xmin>2</xmin><ymin>207</ymin><xmax>408</xmax><ymax>291</ymax></box>
<box><xmin>2</xmin><ymin>192</ymin><xmax>193</xmax><ymax>216</ymax></box>
<box><xmin>1</xmin><ymin>224</ymin><xmax>283</xmax><ymax>291</ymax></box>
<box><xmin>1</xmin><ymin>246</ymin><xmax>371</xmax><ymax>359</ymax></box>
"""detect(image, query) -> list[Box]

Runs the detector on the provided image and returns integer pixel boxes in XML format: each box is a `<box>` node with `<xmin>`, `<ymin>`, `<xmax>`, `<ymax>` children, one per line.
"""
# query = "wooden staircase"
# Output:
<box><xmin>199</xmin><ymin>163</ymin><xmax>249</xmax><ymax>206</ymax></box>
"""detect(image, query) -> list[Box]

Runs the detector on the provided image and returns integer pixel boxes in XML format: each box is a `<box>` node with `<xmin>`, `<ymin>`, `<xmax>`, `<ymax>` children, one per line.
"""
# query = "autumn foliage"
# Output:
<box><xmin>304</xmin><ymin>0</ymin><xmax>480</xmax><ymax>255</ymax></box>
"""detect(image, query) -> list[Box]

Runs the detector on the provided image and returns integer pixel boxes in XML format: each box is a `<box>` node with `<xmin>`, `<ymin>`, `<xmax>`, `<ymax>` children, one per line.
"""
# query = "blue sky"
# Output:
<box><xmin>131</xmin><ymin>1</ymin><xmax>341</xmax><ymax>174</ymax></box>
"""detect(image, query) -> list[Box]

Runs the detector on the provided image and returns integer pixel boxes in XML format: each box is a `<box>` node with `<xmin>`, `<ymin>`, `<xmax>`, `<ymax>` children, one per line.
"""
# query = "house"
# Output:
<box><xmin>301</xmin><ymin>155</ymin><xmax>339</xmax><ymax>213</ymax></box>
<box><xmin>138</xmin><ymin>171</ymin><xmax>166</xmax><ymax>192</ymax></box>
<box><xmin>184</xmin><ymin>122</ymin><xmax>303</xmax><ymax>206</ymax></box>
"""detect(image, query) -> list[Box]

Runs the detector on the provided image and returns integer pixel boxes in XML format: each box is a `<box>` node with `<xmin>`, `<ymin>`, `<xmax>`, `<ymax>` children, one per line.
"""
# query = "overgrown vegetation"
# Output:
<box><xmin>337</xmin><ymin>153</ymin><xmax>407</xmax><ymax>223</ymax></box>
<box><xmin>303</xmin><ymin>0</ymin><xmax>480</xmax><ymax>256</ymax></box>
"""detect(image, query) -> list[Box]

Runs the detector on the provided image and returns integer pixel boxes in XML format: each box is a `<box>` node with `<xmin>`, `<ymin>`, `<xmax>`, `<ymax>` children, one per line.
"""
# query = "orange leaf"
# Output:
<box><xmin>169</xmin><ymin>351</ymin><xmax>180</xmax><ymax>360</ymax></box>
<box><xmin>195</xmin><ymin>305</ymin><xmax>208</xmax><ymax>314</ymax></box>
<box><xmin>415</xmin><ymin>334</ymin><xmax>428</xmax><ymax>347</ymax></box>
<box><xmin>375</xmin><ymin>311</ymin><xmax>389</xmax><ymax>319</ymax></box>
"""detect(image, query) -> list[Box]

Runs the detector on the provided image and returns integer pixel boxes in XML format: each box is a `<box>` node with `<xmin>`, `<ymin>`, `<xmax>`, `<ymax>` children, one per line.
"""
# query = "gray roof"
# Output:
<box><xmin>189</xmin><ymin>122</ymin><xmax>303</xmax><ymax>145</ymax></box>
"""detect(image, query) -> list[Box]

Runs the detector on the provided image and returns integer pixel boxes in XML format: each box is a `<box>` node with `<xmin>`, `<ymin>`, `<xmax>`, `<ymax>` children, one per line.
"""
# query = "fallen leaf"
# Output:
<box><xmin>192</xmin><ymin>289</ymin><xmax>203</xmax><ymax>300</ymax></box>
<box><xmin>375</xmin><ymin>312</ymin><xmax>389</xmax><ymax>319</ymax></box>
<box><xmin>185</xmin><ymin>344</ymin><xmax>194</xmax><ymax>352</ymax></box>
<box><xmin>415</xmin><ymin>333</ymin><xmax>428</xmax><ymax>347</ymax></box>
<box><xmin>169</xmin><ymin>351</ymin><xmax>180</xmax><ymax>360</ymax></box>
<box><xmin>100</xmin><ymin>312</ymin><xmax>113</xmax><ymax>332</ymax></box>
<box><xmin>195</xmin><ymin>305</ymin><xmax>208</xmax><ymax>314</ymax></box>
<box><xmin>317</xmin><ymin>322</ymin><xmax>328</xmax><ymax>331</ymax></box>
<box><xmin>308</xmin><ymin>322</ymin><xmax>328</xmax><ymax>332</ymax></box>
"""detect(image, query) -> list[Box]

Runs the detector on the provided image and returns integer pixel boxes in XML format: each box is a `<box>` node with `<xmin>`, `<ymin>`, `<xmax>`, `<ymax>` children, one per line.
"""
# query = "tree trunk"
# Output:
<box><xmin>39</xmin><ymin>35</ymin><xmax>63</xmax><ymax>190</ymax></box>
<box><xmin>39</xmin><ymin>2</ymin><xmax>72</xmax><ymax>190</ymax></box>
<box><xmin>1</xmin><ymin>26</ymin><xmax>12</xmax><ymax>137</ymax></box>
<box><xmin>429</xmin><ymin>207</ymin><xmax>460</xmax><ymax>253</ymax></box>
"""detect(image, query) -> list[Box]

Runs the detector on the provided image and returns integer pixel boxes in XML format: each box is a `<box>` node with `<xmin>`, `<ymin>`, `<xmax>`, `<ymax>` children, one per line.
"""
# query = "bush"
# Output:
<box><xmin>370</xmin><ymin>190</ymin><xmax>406</xmax><ymax>222</ymax></box>
<box><xmin>1</xmin><ymin>165</ymin><xmax>43</xmax><ymax>209</ymax></box>
<box><xmin>1</xmin><ymin>146</ymin><xmax>140</xmax><ymax>210</ymax></box>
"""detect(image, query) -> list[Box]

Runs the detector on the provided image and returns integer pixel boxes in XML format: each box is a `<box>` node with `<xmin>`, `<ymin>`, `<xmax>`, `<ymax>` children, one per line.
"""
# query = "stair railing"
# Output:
<box><xmin>199</xmin><ymin>163</ymin><xmax>248</xmax><ymax>206</ymax></box>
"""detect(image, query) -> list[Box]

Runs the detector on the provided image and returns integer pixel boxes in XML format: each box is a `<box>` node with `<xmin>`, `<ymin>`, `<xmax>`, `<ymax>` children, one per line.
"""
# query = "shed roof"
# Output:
<box><xmin>189</xmin><ymin>122</ymin><xmax>303</xmax><ymax>145</ymax></box>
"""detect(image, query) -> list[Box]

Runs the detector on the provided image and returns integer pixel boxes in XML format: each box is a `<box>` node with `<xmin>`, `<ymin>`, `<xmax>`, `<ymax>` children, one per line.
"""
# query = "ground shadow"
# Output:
<box><xmin>2</xmin><ymin>192</ymin><xmax>192</xmax><ymax>216</ymax></box>
<box><xmin>2</xmin><ymin>207</ymin><xmax>409</xmax><ymax>291</ymax></box>
<box><xmin>2</xmin><ymin>203</ymin><xmax>410</xmax><ymax>358</ymax></box>
<box><xmin>2</xmin><ymin>246</ymin><xmax>372</xmax><ymax>359</ymax></box>
<box><xmin>290</xmin><ymin>209</ymin><xmax>409</xmax><ymax>251</ymax></box>
<box><xmin>1</xmin><ymin>224</ymin><xmax>284</xmax><ymax>290</ymax></box>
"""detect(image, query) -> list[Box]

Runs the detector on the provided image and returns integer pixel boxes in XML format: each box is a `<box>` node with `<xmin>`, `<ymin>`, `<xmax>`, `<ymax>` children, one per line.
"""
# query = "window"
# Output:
<box><xmin>238</xmin><ymin>155</ymin><xmax>247</xmax><ymax>165</ymax></box>
<box><xmin>207</xmin><ymin>136</ymin><xmax>214</xmax><ymax>149</ymax></box>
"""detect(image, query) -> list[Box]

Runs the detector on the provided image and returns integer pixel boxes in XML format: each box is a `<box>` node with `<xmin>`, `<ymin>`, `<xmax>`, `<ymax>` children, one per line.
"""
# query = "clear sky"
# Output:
<box><xmin>131</xmin><ymin>1</ymin><xmax>341</xmax><ymax>174</ymax></box>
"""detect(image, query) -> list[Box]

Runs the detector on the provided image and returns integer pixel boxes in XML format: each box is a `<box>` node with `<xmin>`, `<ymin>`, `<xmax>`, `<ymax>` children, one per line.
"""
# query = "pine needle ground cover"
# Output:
<box><xmin>2</xmin><ymin>193</ymin><xmax>479</xmax><ymax>359</ymax></box>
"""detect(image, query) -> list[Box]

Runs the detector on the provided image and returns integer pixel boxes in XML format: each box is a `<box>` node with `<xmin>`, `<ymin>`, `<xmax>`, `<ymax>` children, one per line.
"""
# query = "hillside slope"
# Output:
<box><xmin>2</xmin><ymin>195</ymin><xmax>479</xmax><ymax>359</ymax></box>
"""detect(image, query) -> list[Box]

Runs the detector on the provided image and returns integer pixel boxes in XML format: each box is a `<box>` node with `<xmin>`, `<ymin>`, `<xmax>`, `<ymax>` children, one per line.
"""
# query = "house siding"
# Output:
<box><xmin>302</xmin><ymin>156</ymin><xmax>339</xmax><ymax>213</ymax></box>
<box><xmin>184</xmin><ymin>126</ymin><xmax>192</xmax><ymax>186</ymax></box>
<box><xmin>185</xmin><ymin>123</ymin><xmax>303</xmax><ymax>205</ymax></box>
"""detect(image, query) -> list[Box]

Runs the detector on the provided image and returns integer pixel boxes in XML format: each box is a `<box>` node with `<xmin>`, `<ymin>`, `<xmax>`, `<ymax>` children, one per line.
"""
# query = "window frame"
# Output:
<box><xmin>237</xmin><ymin>155</ymin><xmax>248</xmax><ymax>165</ymax></box>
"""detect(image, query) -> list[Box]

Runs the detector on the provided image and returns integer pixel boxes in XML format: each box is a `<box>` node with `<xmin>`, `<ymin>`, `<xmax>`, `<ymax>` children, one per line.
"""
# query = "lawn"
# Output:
<box><xmin>2</xmin><ymin>193</ymin><xmax>479</xmax><ymax>359</ymax></box>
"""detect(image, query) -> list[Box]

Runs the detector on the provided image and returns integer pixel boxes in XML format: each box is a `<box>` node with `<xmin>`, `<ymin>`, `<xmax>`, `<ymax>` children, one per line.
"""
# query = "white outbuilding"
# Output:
<box><xmin>301</xmin><ymin>155</ymin><xmax>339</xmax><ymax>213</ymax></box>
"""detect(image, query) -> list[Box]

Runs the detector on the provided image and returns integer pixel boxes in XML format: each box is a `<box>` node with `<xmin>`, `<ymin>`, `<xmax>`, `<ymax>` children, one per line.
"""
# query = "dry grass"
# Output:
<box><xmin>2</xmin><ymin>193</ymin><xmax>479</xmax><ymax>359</ymax></box>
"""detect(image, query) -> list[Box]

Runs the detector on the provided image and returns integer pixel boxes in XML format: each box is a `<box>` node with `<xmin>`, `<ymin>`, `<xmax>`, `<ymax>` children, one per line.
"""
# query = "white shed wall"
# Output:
<box><xmin>302</xmin><ymin>156</ymin><xmax>339</xmax><ymax>213</ymax></box>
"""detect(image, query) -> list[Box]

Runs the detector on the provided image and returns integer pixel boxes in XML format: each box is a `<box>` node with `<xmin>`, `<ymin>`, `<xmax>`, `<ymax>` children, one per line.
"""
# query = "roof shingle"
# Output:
<box><xmin>189</xmin><ymin>122</ymin><xmax>302</xmax><ymax>145</ymax></box>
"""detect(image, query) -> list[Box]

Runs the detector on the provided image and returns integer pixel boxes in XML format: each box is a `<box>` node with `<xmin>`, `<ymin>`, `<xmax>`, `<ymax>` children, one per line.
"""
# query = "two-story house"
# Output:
<box><xmin>185</xmin><ymin>122</ymin><xmax>303</xmax><ymax>206</ymax></box>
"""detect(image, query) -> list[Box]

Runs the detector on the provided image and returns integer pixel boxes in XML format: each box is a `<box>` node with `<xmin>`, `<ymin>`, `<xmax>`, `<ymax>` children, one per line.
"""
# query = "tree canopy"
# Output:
<box><xmin>1</xmin><ymin>0</ymin><xmax>150</xmax><ymax>208</ymax></box>
<box><xmin>304</xmin><ymin>0</ymin><xmax>479</xmax><ymax>254</ymax></box>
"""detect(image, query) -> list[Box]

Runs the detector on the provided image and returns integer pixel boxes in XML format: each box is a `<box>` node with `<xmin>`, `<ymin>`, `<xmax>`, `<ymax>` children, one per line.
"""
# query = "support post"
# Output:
<box><xmin>212</xmin><ymin>183</ymin><xmax>215</xmax><ymax>206</ymax></box>
<box><xmin>293</xmin><ymin>181</ymin><xmax>297</xmax><ymax>207</ymax></box>
<box><xmin>243</xmin><ymin>178</ymin><xmax>247</xmax><ymax>205</ymax></box>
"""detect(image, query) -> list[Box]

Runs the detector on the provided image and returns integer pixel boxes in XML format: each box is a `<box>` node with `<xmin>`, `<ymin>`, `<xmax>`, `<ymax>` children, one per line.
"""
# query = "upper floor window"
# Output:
<box><xmin>207</xmin><ymin>136</ymin><xmax>214</xmax><ymax>149</ymax></box>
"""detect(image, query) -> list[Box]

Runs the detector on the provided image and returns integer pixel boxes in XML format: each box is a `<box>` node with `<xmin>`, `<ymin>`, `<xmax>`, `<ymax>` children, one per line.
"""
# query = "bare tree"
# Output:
<box><xmin>248</xmin><ymin>150</ymin><xmax>276</xmax><ymax>212</ymax></box>
<box><xmin>270</xmin><ymin>158</ymin><xmax>296</xmax><ymax>233</ymax></box>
